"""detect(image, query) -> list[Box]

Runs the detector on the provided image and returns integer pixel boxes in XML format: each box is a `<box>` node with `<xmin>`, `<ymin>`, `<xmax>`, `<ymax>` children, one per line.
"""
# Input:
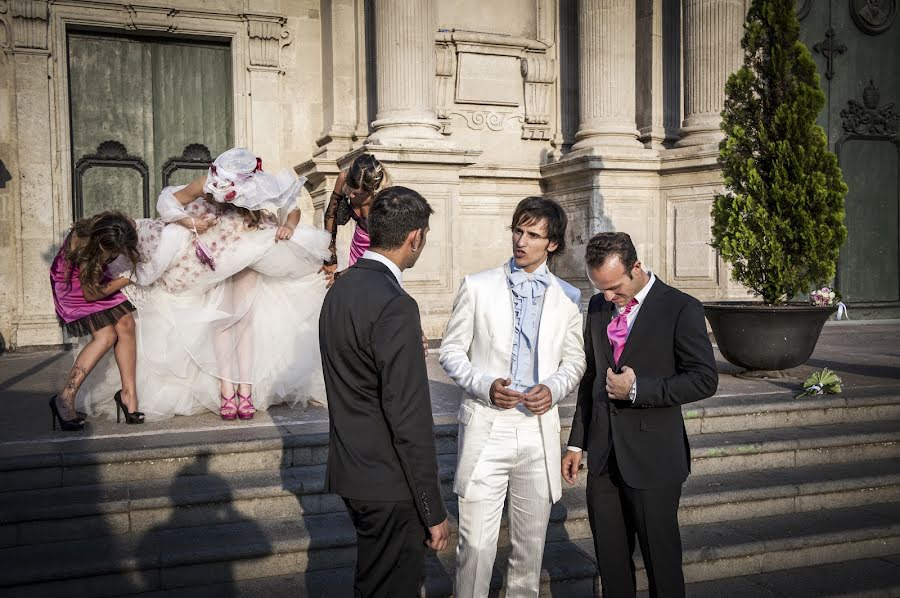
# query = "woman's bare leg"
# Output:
<box><xmin>112</xmin><ymin>313</ymin><xmax>139</xmax><ymax>413</ymax></box>
<box><xmin>56</xmin><ymin>325</ymin><xmax>118</xmax><ymax>420</ymax></box>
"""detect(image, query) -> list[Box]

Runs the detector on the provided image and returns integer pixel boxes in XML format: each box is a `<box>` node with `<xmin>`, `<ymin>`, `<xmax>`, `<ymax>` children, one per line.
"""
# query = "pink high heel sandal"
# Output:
<box><xmin>220</xmin><ymin>393</ymin><xmax>238</xmax><ymax>421</ymax></box>
<box><xmin>237</xmin><ymin>392</ymin><xmax>255</xmax><ymax>420</ymax></box>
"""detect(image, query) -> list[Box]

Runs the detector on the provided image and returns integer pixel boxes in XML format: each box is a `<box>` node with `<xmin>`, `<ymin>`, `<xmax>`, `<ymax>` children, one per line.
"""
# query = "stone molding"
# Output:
<box><xmin>433</xmin><ymin>29</ymin><xmax>555</xmax><ymax>141</ymax></box>
<box><xmin>246</xmin><ymin>15</ymin><xmax>291</xmax><ymax>72</ymax></box>
<box><xmin>10</xmin><ymin>0</ymin><xmax>48</xmax><ymax>52</ymax></box>
<box><xmin>520</xmin><ymin>55</ymin><xmax>555</xmax><ymax>140</ymax></box>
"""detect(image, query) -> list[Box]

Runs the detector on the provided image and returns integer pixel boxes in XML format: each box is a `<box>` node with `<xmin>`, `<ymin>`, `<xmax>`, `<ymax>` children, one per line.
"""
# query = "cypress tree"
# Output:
<box><xmin>711</xmin><ymin>0</ymin><xmax>848</xmax><ymax>305</ymax></box>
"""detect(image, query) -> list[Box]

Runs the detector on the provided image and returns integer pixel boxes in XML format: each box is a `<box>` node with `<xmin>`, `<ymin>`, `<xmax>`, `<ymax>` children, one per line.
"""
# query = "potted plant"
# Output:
<box><xmin>705</xmin><ymin>0</ymin><xmax>848</xmax><ymax>373</ymax></box>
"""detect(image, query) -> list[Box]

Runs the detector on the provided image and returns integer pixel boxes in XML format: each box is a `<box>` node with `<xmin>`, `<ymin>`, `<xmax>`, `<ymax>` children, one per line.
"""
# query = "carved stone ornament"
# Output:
<box><xmin>435</xmin><ymin>43</ymin><xmax>455</xmax><ymax>134</ymax></box>
<box><xmin>125</xmin><ymin>5</ymin><xmax>179</xmax><ymax>32</ymax></box>
<box><xmin>850</xmin><ymin>0</ymin><xmax>896</xmax><ymax>35</ymax></box>
<box><xmin>450</xmin><ymin>110</ymin><xmax>523</xmax><ymax>132</ymax></box>
<box><xmin>796</xmin><ymin>0</ymin><xmax>813</xmax><ymax>20</ymax></box>
<box><xmin>10</xmin><ymin>0</ymin><xmax>48</xmax><ymax>51</ymax></box>
<box><xmin>520</xmin><ymin>55</ymin><xmax>555</xmax><ymax>141</ymax></box>
<box><xmin>841</xmin><ymin>80</ymin><xmax>899</xmax><ymax>137</ymax></box>
<box><xmin>246</xmin><ymin>16</ymin><xmax>291</xmax><ymax>71</ymax></box>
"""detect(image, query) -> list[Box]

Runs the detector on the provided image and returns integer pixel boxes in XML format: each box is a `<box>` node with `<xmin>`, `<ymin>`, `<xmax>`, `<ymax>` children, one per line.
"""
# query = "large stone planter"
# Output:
<box><xmin>703</xmin><ymin>302</ymin><xmax>837</xmax><ymax>372</ymax></box>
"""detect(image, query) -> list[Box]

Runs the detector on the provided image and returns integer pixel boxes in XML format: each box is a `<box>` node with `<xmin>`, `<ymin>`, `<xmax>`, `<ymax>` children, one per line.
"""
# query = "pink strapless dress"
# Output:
<box><xmin>49</xmin><ymin>235</ymin><xmax>134</xmax><ymax>337</ymax></box>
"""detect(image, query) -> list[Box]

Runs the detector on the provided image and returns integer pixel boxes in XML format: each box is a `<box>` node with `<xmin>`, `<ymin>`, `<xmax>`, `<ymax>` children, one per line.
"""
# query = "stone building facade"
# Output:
<box><xmin>0</xmin><ymin>0</ymin><xmax>896</xmax><ymax>348</ymax></box>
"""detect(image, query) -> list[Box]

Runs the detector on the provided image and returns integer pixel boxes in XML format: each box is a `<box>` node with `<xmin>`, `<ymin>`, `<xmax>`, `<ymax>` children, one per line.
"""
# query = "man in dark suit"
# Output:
<box><xmin>319</xmin><ymin>185</ymin><xmax>450</xmax><ymax>597</ymax></box>
<box><xmin>561</xmin><ymin>232</ymin><xmax>718</xmax><ymax>598</ymax></box>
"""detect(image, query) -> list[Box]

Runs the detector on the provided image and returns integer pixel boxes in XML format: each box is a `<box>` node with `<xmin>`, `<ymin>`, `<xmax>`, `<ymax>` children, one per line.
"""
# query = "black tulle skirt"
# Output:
<box><xmin>58</xmin><ymin>301</ymin><xmax>136</xmax><ymax>338</ymax></box>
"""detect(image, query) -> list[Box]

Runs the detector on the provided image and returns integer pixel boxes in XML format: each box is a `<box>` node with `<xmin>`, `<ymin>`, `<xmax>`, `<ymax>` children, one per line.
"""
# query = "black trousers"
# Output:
<box><xmin>586</xmin><ymin>448</ymin><xmax>685</xmax><ymax>598</ymax></box>
<box><xmin>342</xmin><ymin>497</ymin><xmax>427</xmax><ymax>598</ymax></box>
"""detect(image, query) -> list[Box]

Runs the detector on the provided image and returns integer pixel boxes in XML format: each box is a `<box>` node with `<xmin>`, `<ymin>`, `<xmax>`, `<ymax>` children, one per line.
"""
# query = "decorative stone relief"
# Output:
<box><xmin>796</xmin><ymin>0</ymin><xmax>813</xmax><ymax>21</ymax></box>
<box><xmin>10</xmin><ymin>0</ymin><xmax>48</xmax><ymax>51</ymax></box>
<box><xmin>813</xmin><ymin>28</ymin><xmax>847</xmax><ymax>80</ymax></box>
<box><xmin>520</xmin><ymin>55</ymin><xmax>555</xmax><ymax>141</ymax></box>
<box><xmin>450</xmin><ymin>110</ymin><xmax>523</xmax><ymax>132</ymax></box>
<box><xmin>850</xmin><ymin>0</ymin><xmax>896</xmax><ymax>35</ymax></box>
<box><xmin>0</xmin><ymin>1</ymin><xmax>11</xmax><ymax>52</ymax></box>
<box><xmin>841</xmin><ymin>81</ymin><xmax>899</xmax><ymax>137</ymax></box>
<box><xmin>435</xmin><ymin>42</ymin><xmax>455</xmax><ymax>135</ymax></box>
<box><xmin>246</xmin><ymin>16</ymin><xmax>291</xmax><ymax>71</ymax></box>
<box><xmin>125</xmin><ymin>4</ymin><xmax>178</xmax><ymax>32</ymax></box>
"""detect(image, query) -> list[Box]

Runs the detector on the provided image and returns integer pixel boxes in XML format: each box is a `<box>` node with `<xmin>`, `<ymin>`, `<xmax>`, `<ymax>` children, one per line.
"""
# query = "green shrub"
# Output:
<box><xmin>711</xmin><ymin>0</ymin><xmax>847</xmax><ymax>305</ymax></box>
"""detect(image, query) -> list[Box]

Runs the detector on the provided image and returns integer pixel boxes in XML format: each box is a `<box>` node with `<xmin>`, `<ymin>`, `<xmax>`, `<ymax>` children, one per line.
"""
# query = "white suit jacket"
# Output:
<box><xmin>439</xmin><ymin>263</ymin><xmax>587</xmax><ymax>503</ymax></box>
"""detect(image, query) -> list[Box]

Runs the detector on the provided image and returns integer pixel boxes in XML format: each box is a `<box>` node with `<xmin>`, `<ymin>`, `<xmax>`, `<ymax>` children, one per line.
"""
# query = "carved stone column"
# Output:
<box><xmin>676</xmin><ymin>0</ymin><xmax>744</xmax><ymax>147</ymax></box>
<box><xmin>9</xmin><ymin>0</ymin><xmax>60</xmax><ymax>345</ymax></box>
<box><xmin>367</xmin><ymin>0</ymin><xmax>443</xmax><ymax>143</ymax></box>
<box><xmin>572</xmin><ymin>0</ymin><xmax>642</xmax><ymax>150</ymax></box>
<box><xmin>245</xmin><ymin>14</ymin><xmax>291</xmax><ymax>166</ymax></box>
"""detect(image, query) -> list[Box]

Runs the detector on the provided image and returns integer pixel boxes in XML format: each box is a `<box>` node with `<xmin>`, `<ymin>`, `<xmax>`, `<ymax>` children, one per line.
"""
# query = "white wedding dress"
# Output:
<box><xmin>76</xmin><ymin>189</ymin><xmax>330</xmax><ymax>421</ymax></box>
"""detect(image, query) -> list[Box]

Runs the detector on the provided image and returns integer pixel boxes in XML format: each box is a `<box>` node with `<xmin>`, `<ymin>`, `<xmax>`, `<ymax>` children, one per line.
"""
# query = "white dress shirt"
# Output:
<box><xmin>361</xmin><ymin>250</ymin><xmax>403</xmax><ymax>286</ymax></box>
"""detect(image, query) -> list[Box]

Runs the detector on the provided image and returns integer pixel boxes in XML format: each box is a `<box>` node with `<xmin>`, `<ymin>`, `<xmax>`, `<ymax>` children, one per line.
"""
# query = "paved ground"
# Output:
<box><xmin>1</xmin><ymin>320</ymin><xmax>898</xmax><ymax>453</ymax></box>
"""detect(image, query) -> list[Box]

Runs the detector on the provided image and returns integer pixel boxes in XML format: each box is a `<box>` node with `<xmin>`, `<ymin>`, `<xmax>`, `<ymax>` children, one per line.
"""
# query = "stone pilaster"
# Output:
<box><xmin>572</xmin><ymin>0</ymin><xmax>642</xmax><ymax>150</ymax></box>
<box><xmin>367</xmin><ymin>0</ymin><xmax>443</xmax><ymax>144</ymax></box>
<box><xmin>676</xmin><ymin>0</ymin><xmax>744</xmax><ymax>148</ymax></box>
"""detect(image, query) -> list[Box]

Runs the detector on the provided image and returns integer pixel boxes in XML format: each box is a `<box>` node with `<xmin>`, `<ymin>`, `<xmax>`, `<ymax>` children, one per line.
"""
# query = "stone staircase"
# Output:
<box><xmin>1</xmin><ymin>386</ymin><xmax>899</xmax><ymax>597</ymax></box>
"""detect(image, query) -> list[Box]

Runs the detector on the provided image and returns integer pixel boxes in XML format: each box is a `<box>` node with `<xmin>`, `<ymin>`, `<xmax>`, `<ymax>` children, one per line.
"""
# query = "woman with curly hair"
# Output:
<box><xmin>49</xmin><ymin>211</ymin><xmax>143</xmax><ymax>430</ymax></box>
<box><xmin>320</xmin><ymin>153</ymin><xmax>390</xmax><ymax>285</ymax></box>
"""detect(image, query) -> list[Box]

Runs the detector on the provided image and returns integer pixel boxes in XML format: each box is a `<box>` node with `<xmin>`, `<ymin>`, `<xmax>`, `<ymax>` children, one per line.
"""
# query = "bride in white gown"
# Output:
<box><xmin>77</xmin><ymin>148</ymin><xmax>330</xmax><ymax>421</ymax></box>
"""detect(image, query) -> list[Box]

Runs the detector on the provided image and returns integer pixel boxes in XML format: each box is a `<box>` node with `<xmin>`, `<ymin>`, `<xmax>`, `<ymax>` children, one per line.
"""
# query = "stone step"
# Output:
<box><xmin>2</xmin><ymin>414</ymin><xmax>897</xmax><ymax>492</ymax></box>
<box><xmin>3</xmin><ymin>455</ymin><xmax>898</xmax><ymax>548</ymax></box>
<box><xmin>127</xmin><ymin>555</ymin><xmax>900</xmax><ymax>598</ymax></box>
<box><xmin>2</xmin><ymin>502</ymin><xmax>897</xmax><ymax>596</ymax></box>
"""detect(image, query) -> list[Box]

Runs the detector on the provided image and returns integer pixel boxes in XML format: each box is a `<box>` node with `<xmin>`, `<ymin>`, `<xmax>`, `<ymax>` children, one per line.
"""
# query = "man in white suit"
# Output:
<box><xmin>440</xmin><ymin>196</ymin><xmax>587</xmax><ymax>598</ymax></box>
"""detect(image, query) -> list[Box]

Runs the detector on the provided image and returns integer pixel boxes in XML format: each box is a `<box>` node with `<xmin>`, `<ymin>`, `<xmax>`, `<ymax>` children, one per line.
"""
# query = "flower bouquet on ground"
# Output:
<box><xmin>795</xmin><ymin>368</ymin><xmax>843</xmax><ymax>399</ymax></box>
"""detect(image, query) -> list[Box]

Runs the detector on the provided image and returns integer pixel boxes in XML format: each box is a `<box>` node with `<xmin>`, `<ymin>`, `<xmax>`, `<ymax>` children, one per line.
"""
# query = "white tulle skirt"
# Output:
<box><xmin>77</xmin><ymin>200</ymin><xmax>330</xmax><ymax>421</ymax></box>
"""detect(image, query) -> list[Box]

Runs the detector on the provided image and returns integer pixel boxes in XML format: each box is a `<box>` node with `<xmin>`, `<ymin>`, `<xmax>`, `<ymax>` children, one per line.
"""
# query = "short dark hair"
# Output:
<box><xmin>368</xmin><ymin>186</ymin><xmax>434</xmax><ymax>250</ymax></box>
<box><xmin>510</xmin><ymin>196</ymin><xmax>567</xmax><ymax>256</ymax></box>
<box><xmin>585</xmin><ymin>232</ymin><xmax>638</xmax><ymax>273</ymax></box>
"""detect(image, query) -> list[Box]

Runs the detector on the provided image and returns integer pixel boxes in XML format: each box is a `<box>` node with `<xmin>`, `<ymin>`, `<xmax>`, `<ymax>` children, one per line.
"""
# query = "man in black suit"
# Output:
<box><xmin>319</xmin><ymin>186</ymin><xmax>450</xmax><ymax>597</ymax></box>
<box><xmin>561</xmin><ymin>232</ymin><xmax>718</xmax><ymax>598</ymax></box>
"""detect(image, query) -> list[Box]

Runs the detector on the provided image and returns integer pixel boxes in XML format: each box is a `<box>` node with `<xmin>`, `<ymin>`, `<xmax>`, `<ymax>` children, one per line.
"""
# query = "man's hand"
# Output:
<box><xmin>490</xmin><ymin>378</ymin><xmax>522</xmax><ymax>409</ymax></box>
<box><xmin>325</xmin><ymin>269</ymin><xmax>342</xmax><ymax>288</ymax></box>
<box><xmin>422</xmin><ymin>334</ymin><xmax>429</xmax><ymax>358</ymax></box>
<box><xmin>561</xmin><ymin>450</ymin><xmax>583</xmax><ymax>485</ymax></box>
<box><xmin>606</xmin><ymin>366</ymin><xmax>636</xmax><ymax>401</ymax></box>
<box><xmin>426</xmin><ymin>518</ymin><xmax>450</xmax><ymax>552</ymax></box>
<box><xmin>522</xmin><ymin>384</ymin><xmax>552</xmax><ymax>415</ymax></box>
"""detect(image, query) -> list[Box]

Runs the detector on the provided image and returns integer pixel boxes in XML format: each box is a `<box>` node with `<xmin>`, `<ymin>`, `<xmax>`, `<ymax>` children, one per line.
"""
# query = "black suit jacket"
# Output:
<box><xmin>567</xmin><ymin>278</ymin><xmax>718</xmax><ymax>489</ymax></box>
<box><xmin>319</xmin><ymin>258</ymin><xmax>447</xmax><ymax>527</ymax></box>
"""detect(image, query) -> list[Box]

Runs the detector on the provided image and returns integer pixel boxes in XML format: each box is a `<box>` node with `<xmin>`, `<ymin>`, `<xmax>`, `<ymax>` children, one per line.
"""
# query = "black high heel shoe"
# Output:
<box><xmin>114</xmin><ymin>390</ymin><xmax>145</xmax><ymax>424</ymax></box>
<box><xmin>49</xmin><ymin>395</ymin><xmax>85</xmax><ymax>432</ymax></box>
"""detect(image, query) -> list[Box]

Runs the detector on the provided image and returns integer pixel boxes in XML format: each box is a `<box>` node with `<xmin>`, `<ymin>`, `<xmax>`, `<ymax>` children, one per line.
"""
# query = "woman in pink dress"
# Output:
<box><xmin>320</xmin><ymin>154</ymin><xmax>390</xmax><ymax>285</ymax></box>
<box><xmin>49</xmin><ymin>211</ymin><xmax>143</xmax><ymax>431</ymax></box>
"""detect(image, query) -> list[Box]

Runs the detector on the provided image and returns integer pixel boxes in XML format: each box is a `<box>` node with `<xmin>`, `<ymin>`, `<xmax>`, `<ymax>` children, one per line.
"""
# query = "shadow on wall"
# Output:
<box><xmin>0</xmin><ymin>159</ymin><xmax>10</xmax><ymax>189</ymax></box>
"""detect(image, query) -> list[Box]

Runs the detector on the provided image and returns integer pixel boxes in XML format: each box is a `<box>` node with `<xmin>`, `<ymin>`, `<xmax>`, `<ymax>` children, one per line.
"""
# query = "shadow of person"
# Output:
<box><xmin>135</xmin><ymin>453</ymin><xmax>272</xmax><ymax>597</ymax></box>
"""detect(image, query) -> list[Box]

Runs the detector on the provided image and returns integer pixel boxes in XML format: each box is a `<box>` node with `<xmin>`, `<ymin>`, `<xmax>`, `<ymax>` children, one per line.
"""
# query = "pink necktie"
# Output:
<box><xmin>608</xmin><ymin>298</ymin><xmax>638</xmax><ymax>365</ymax></box>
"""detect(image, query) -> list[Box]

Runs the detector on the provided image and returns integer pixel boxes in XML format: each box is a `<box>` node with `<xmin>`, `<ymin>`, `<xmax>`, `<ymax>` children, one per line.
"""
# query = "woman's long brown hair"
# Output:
<box><xmin>65</xmin><ymin>211</ymin><xmax>140</xmax><ymax>298</ymax></box>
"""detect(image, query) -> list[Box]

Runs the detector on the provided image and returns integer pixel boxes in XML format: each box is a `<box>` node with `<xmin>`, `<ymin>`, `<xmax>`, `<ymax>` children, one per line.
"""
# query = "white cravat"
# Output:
<box><xmin>361</xmin><ymin>250</ymin><xmax>403</xmax><ymax>286</ymax></box>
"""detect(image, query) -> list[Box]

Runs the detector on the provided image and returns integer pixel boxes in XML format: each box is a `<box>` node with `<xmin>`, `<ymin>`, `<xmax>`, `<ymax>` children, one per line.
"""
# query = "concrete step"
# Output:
<box><xmin>2</xmin><ymin>413</ymin><xmax>897</xmax><ymax>492</ymax></box>
<box><xmin>2</xmin><ymin>502</ymin><xmax>897</xmax><ymax>597</ymax></box>
<box><xmin>3</xmin><ymin>455</ymin><xmax>898</xmax><ymax>548</ymax></box>
<box><xmin>128</xmin><ymin>556</ymin><xmax>900</xmax><ymax>598</ymax></box>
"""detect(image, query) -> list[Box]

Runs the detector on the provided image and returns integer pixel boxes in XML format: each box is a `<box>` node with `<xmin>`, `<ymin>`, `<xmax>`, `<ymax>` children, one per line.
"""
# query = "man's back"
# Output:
<box><xmin>319</xmin><ymin>258</ymin><xmax>437</xmax><ymax>504</ymax></box>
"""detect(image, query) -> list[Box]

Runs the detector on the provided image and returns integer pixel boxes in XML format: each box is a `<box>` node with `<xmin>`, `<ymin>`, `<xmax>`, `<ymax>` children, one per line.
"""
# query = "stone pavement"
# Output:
<box><xmin>1</xmin><ymin>320</ymin><xmax>898</xmax><ymax>449</ymax></box>
<box><xmin>0</xmin><ymin>320</ymin><xmax>898</xmax><ymax>596</ymax></box>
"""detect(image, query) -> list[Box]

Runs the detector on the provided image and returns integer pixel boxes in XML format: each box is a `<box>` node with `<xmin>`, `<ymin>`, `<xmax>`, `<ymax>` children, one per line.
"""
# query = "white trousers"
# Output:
<box><xmin>455</xmin><ymin>419</ymin><xmax>553</xmax><ymax>598</ymax></box>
